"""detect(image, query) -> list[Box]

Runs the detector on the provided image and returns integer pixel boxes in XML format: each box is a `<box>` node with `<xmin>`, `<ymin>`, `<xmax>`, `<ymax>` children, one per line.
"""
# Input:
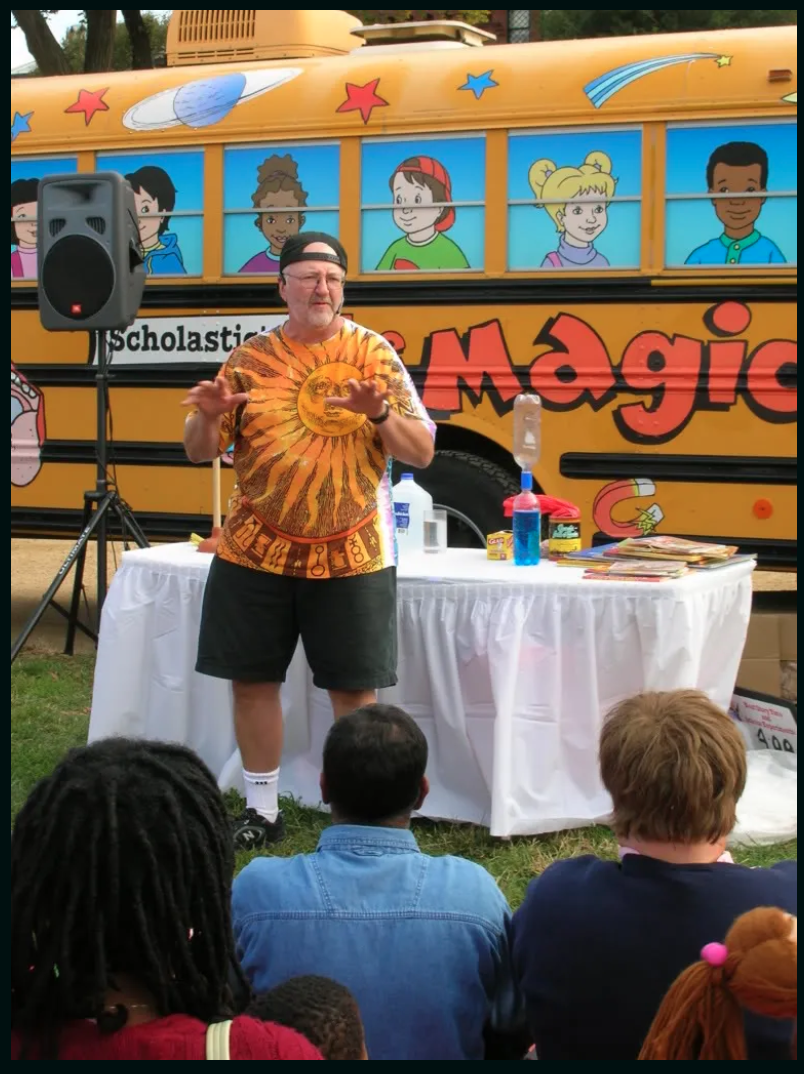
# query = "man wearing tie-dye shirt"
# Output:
<box><xmin>182</xmin><ymin>232</ymin><xmax>435</xmax><ymax>850</ymax></box>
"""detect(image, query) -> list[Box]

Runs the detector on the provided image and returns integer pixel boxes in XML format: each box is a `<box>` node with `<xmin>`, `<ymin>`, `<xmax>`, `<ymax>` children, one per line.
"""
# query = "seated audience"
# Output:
<box><xmin>511</xmin><ymin>689</ymin><xmax>797</xmax><ymax>1060</ymax></box>
<box><xmin>248</xmin><ymin>975</ymin><xmax>367</xmax><ymax>1060</ymax></box>
<box><xmin>11</xmin><ymin>739</ymin><xmax>322</xmax><ymax>1061</ymax></box>
<box><xmin>639</xmin><ymin>906</ymin><xmax>797</xmax><ymax>1059</ymax></box>
<box><xmin>232</xmin><ymin>703</ymin><xmax>528</xmax><ymax>1060</ymax></box>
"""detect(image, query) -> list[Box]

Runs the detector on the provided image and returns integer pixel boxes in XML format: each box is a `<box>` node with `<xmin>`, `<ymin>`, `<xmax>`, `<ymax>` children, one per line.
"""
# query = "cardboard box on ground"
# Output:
<box><xmin>737</xmin><ymin>610</ymin><xmax>797</xmax><ymax>702</ymax></box>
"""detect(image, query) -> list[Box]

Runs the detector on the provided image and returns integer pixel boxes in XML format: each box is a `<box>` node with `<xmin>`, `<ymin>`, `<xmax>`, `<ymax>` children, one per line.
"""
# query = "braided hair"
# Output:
<box><xmin>638</xmin><ymin>907</ymin><xmax>797</xmax><ymax>1060</ymax></box>
<box><xmin>11</xmin><ymin>738</ymin><xmax>250</xmax><ymax>1059</ymax></box>
<box><xmin>247</xmin><ymin>975</ymin><xmax>366</xmax><ymax>1060</ymax></box>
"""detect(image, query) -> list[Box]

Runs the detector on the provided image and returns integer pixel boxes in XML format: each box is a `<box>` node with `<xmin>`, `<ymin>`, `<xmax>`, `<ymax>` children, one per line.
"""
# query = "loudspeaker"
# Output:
<box><xmin>37</xmin><ymin>172</ymin><xmax>146</xmax><ymax>332</ymax></box>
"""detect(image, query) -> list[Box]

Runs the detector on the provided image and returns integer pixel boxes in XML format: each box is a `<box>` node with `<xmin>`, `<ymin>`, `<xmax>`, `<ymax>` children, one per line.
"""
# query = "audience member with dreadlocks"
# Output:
<box><xmin>639</xmin><ymin>907</ymin><xmax>797</xmax><ymax>1059</ymax></box>
<box><xmin>11</xmin><ymin>738</ymin><xmax>322</xmax><ymax>1060</ymax></box>
<box><xmin>248</xmin><ymin>975</ymin><xmax>368</xmax><ymax>1059</ymax></box>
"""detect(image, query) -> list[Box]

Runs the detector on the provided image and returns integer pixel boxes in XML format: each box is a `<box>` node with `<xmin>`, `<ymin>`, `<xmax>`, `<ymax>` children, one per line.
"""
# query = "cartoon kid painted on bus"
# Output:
<box><xmin>376</xmin><ymin>156</ymin><xmax>469</xmax><ymax>270</ymax></box>
<box><xmin>529</xmin><ymin>150</ymin><xmax>616</xmax><ymax>268</ymax></box>
<box><xmin>11</xmin><ymin>178</ymin><xmax>39</xmax><ymax>280</ymax></box>
<box><xmin>125</xmin><ymin>166</ymin><xmax>187</xmax><ymax>275</ymax></box>
<box><xmin>11</xmin><ymin>361</ymin><xmax>45</xmax><ymax>487</ymax></box>
<box><xmin>685</xmin><ymin>142</ymin><xmax>786</xmax><ymax>265</ymax></box>
<box><xmin>239</xmin><ymin>153</ymin><xmax>307</xmax><ymax>274</ymax></box>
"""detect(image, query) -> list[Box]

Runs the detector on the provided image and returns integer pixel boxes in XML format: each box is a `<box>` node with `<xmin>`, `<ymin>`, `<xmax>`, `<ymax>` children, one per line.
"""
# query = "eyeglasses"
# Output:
<box><xmin>283</xmin><ymin>272</ymin><xmax>345</xmax><ymax>290</ymax></box>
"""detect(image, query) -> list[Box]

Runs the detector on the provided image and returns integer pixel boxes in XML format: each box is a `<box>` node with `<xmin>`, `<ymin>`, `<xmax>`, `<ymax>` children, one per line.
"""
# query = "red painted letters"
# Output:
<box><xmin>416</xmin><ymin>303</ymin><xmax>796</xmax><ymax>442</ymax></box>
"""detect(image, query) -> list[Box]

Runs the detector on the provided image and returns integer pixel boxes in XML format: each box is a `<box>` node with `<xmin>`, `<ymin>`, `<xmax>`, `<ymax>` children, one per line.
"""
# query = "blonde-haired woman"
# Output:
<box><xmin>528</xmin><ymin>150</ymin><xmax>616</xmax><ymax>268</ymax></box>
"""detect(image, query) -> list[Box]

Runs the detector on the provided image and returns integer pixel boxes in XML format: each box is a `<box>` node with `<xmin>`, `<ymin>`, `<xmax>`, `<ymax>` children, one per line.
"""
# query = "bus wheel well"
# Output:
<box><xmin>430</xmin><ymin>422</ymin><xmax>525</xmax><ymax>484</ymax></box>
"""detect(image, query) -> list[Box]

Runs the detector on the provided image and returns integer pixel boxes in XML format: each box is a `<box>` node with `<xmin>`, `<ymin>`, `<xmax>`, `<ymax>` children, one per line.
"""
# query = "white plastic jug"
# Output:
<box><xmin>392</xmin><ymin>473</ymin><xmax>433</xmax><ymax>556</ymax></box>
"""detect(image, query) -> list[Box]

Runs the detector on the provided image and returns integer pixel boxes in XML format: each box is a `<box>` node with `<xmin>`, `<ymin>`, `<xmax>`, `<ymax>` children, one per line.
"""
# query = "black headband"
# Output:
<box><xmin>283</xmin><ymin>251</ymin><xmax>344</xmax><ymax>270</ymax></box>
<box><xmin>278</xmin><ymin>231</ymin><xmax>348</xmax><ymax>274</ymax></box>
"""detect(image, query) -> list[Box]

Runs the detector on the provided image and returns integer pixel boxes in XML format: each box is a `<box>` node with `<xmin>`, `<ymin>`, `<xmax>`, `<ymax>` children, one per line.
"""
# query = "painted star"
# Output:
<box><xmin>11</xmin><ymin>111</ymin><xmax>33</xmax><ymax>142</ymax></box>
<box><xmin>336</xmin><ymin>79</ymin><xmax>389</xmax><ymax>125</ymax></box>
<box><xmin>64</xmin><ymin>87</ymin><xmax>110</xmax><ymax>126</ymax></box>
<box><xmin>782</xmin><ymin>91</ymin><xmax>797</xmax><ymax>104</ymax></box>
<box><xmin>715</xmin><ymin>55</ymin><xmax>732</xmax><ymax>68</ymax></box>
<box><xmin>458</xmin><ymin>70</ymin><xmax>498</xmax><ymax>100</ymax></box>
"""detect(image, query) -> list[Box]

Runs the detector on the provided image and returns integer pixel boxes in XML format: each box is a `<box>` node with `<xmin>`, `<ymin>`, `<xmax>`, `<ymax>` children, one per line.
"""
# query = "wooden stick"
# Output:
<box><xmin>212</xmin><ymin>456</ymin><xmax>222</xmax><ymax>530</ymax></box>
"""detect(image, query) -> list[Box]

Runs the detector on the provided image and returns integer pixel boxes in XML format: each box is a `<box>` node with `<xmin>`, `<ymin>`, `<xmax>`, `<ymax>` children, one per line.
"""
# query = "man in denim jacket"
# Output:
<box><xmin>232</xmin><ymin>704</ymin><xmax>527</xmax><ymax>1060</ymax></box>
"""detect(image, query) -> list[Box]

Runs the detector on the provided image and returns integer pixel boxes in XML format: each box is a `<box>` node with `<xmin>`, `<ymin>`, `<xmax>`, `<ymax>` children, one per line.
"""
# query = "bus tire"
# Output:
<box><xmin>392</xmin><ymin>450</ymin><xmax>521</xmax><ymax>548</ymax></box>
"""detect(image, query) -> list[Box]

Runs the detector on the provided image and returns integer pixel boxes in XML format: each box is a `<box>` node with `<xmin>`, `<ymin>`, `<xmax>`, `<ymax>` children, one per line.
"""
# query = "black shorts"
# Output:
<box><xmin>196</xmin><ymin>556</ymin><xmax>398</xmax><ymax>691</ymax></box>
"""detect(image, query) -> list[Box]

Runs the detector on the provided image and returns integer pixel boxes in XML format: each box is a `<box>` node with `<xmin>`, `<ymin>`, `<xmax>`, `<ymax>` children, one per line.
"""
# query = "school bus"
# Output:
<box><xmin>11</xmin><ymin>10</ymin><xmax>797</xmax><ymax>565</ymax></box>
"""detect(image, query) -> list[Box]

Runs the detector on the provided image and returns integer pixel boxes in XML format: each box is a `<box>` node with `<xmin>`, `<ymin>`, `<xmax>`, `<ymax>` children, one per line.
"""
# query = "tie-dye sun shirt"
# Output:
<box><xmin>212</xmin><ymin>320</ymin><xmax>435</xmax><ymax>580</ymax></box>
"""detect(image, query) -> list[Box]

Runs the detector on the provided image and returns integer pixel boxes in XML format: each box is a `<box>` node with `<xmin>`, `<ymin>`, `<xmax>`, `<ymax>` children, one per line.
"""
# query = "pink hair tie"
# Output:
<box><xmin>701</xmin><ymin>942</ymin><xmax>729</xmax><ymax>966</ymax></box>
<box><xmin>544</xmin><ymin>168</ymin><xmax>553</xmax><ymax>178</ymax></box>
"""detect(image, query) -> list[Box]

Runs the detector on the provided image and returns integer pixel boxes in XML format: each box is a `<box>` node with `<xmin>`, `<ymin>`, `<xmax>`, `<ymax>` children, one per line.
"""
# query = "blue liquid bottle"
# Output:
<box><xmin>513</xmin><ymin>470</ymin><xmax>541</xmax><ymax>566</ymax></box>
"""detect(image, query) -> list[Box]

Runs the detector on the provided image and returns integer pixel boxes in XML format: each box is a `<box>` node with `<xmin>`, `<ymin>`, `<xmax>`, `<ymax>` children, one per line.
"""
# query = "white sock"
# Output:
<box><xmin>243</xmin><ymin>768</ymin><xmax>280</xmax><ymax>824</ymax></box>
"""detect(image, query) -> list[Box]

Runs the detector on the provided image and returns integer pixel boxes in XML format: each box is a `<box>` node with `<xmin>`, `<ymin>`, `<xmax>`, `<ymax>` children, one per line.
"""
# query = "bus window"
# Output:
<box><xmin>97</xmin><ymin>149</ymin><xmax>204</xmax><ymax>277</ymax></box>
<box><xmin>223</xmin><ymin>142</ymin><xmax>340</xmax><ymax>275</ymax></box>
<box><xmin>361</xmin><ymin>134</ymin><xmax>485</xmax><ymax>273</ymax></box>
<box><xmin>11</xmin><ymin>156</ymin><xmax>77</xmax><ymax>281</ymax></box>
<box><xmin>665</xmin><ymin>120</ymin><xmax>797</xmax><ymax>268</ymax></box>
<box><xmin>507</xmin><ymin>127</ymin><xmax>642</xmax><ymax>271</ymax></box>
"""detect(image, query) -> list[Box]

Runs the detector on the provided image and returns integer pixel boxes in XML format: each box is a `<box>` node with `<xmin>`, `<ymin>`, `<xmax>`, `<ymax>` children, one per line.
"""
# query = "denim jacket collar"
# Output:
<box><xmin>316</xmin><ymin>823</ymin><xmax>420</xmax><ymax>854</ymax></box>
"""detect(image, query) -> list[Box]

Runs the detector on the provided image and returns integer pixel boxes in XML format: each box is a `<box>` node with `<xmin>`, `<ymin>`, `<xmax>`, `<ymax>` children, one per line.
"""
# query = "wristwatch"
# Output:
<box><xmin>369</xmin><ymin>400</ymin><xmax>391</xmax><ymax>425</ymax></box>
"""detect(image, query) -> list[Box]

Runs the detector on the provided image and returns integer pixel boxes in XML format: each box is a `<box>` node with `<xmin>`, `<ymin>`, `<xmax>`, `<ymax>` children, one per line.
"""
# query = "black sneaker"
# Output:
<box><xmin>231</xmin><ymin>808</ymin><xmax>285</xmax><ymax>851</ymax></box>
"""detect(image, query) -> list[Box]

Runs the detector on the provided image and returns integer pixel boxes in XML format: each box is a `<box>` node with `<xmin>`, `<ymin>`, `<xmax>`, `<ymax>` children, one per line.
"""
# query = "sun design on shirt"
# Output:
<box><xmin>224</xmin><ymin>327</ymin><xmax>397</xmax><ymax>540</ymax></box>
<box><xmin>297</xmin><ymin>362</ymin><xmax>367</xmax><ymax>437</ymax></box>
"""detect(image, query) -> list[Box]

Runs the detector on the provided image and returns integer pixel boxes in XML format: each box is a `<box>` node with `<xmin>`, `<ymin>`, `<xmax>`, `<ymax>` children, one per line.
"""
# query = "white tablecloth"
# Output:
<box><xmin>89</xmin><ymin>544</ymin><xmax>755</xmax><ymax>837</ymax></box>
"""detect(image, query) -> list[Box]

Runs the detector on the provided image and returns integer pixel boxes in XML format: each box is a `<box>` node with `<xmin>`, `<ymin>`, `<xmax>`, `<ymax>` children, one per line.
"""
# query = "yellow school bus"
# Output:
<box><xmin>11</xmin><ymin>10</ymin><xmax>797</xmax><ymax>564</ymax></box>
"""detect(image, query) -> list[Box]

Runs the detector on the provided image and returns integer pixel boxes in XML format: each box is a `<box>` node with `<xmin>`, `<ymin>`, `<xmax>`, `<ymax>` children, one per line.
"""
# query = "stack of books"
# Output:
<box><xmin>556</xmin><ymin>535</ymin><xmax>754</xmax><ymax>582</ymax></box>
<box><xmin>580</xmin><ymin>558</ymin><xmax>690</xmax><ymax>582</ymax></box>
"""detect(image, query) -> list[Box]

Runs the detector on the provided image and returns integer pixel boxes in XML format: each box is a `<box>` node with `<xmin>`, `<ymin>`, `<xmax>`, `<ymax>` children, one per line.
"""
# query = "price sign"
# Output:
<box><xmin>730</xmin><ymin>688</ymin><xmax>797</xmax><ymax>755</ymax></box>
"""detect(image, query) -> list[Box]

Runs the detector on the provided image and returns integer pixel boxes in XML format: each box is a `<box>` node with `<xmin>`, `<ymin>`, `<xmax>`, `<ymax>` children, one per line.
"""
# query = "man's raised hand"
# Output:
<box><xmin>181</xmin><ymin>376</ymin><xmax>249</xmax><ymax>419</ymax></box>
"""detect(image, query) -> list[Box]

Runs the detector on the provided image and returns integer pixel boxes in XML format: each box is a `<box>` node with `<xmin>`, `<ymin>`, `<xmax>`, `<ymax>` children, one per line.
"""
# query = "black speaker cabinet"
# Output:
<box><xmin>37</xmin><ymin>172</ymin><xmax>146</xmax><ymax>332</ymax></box>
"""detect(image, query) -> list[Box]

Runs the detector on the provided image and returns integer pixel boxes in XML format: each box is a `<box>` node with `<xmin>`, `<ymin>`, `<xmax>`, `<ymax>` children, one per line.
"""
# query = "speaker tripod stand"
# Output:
<box><xmin>11</xmin><ymin>331</ymin><xmax>149</xmax><ymax>665</ymax></box>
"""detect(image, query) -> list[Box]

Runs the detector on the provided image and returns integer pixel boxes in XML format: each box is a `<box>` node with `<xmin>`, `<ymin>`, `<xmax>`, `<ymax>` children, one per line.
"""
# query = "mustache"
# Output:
<box><xmin>309</xmin><ymin>297</ymin><xmax>344</xmax><ymax>315</ymax></box>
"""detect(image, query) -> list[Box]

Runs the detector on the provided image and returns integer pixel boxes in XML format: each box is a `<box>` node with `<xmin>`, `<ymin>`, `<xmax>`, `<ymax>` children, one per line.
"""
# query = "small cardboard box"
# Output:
<box><xmin>780</xmin><ymin>613</ymin><xmax>797</xmax><ymax>662</ymax></box>
<box><xmin>487</xmin><ymin>530</ymin><xmax>513</xmax><ymax>561</ymax></box>
<box><xmin>741</xmin><ymin>612</ymin><xmax>780</xmax><ymax>659</ymax></box>
<box><xmin>736</xmin><ymin>658</ymin><xmax>782</xmax><ymax>698</ymax></box>
<box><xmin>736</xmin><ymin>609</ymin><xmax>798</xmax><ymax>703</ymax></box>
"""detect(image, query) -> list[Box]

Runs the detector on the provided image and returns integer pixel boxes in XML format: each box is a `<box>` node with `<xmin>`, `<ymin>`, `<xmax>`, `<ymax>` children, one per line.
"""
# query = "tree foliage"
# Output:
<box><xmin>12</xmin><ymin>9</ymin><xmax>168</xmax><ymax>76</ymax></box>
<box><xmin>61</xmin><ymin>11</ymin><xmax>169</xmax><ymax>74</ymax></box>
<box><xmin>12</xmin><ymin>9</ymin><xmax>71</xmax><ymax>75</ymax></box>
<box><xmin>347</xmin><ymin>11</ymin><xmax>491</xmax><ymax>27</ymax></box>
<box><xmin>540</xmin><ymin>9</ymin><xmax>796</xmax><ymax>40</ymax></box>
<box><xmin>13</xmin><ymin>9</ymin><xmax>797</xmax><ymax>77</ymax></box>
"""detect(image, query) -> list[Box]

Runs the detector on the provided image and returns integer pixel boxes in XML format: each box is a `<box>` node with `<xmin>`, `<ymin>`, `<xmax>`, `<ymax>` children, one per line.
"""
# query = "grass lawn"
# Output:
<box><xmin>11</xmin><ymin>651</ymin><xmax>797</xmax><ymax>908</ymax></box>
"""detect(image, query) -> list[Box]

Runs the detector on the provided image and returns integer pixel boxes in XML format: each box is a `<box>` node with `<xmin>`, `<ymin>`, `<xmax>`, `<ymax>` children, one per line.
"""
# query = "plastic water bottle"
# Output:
<box><xmin>392</xmin><ymin>473</ymin><xmax>433</xmax><ymax>556</ymax></box>
<box><xmin>513</xmin><ymin>470</ymin><xmax>541</xmax><ymax>566</ymax></box>
<box><xmin>513</xmin><ymin>392</ymin><xmax>542</xmax><ymax>471</ymax></box>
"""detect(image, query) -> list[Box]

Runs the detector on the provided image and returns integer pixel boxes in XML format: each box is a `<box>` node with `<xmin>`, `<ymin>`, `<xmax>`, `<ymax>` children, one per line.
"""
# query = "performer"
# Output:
<box><xmin>183</xmin><ymin>233</ymin><xmax>435</xmax><ymax>849</ymax></box>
